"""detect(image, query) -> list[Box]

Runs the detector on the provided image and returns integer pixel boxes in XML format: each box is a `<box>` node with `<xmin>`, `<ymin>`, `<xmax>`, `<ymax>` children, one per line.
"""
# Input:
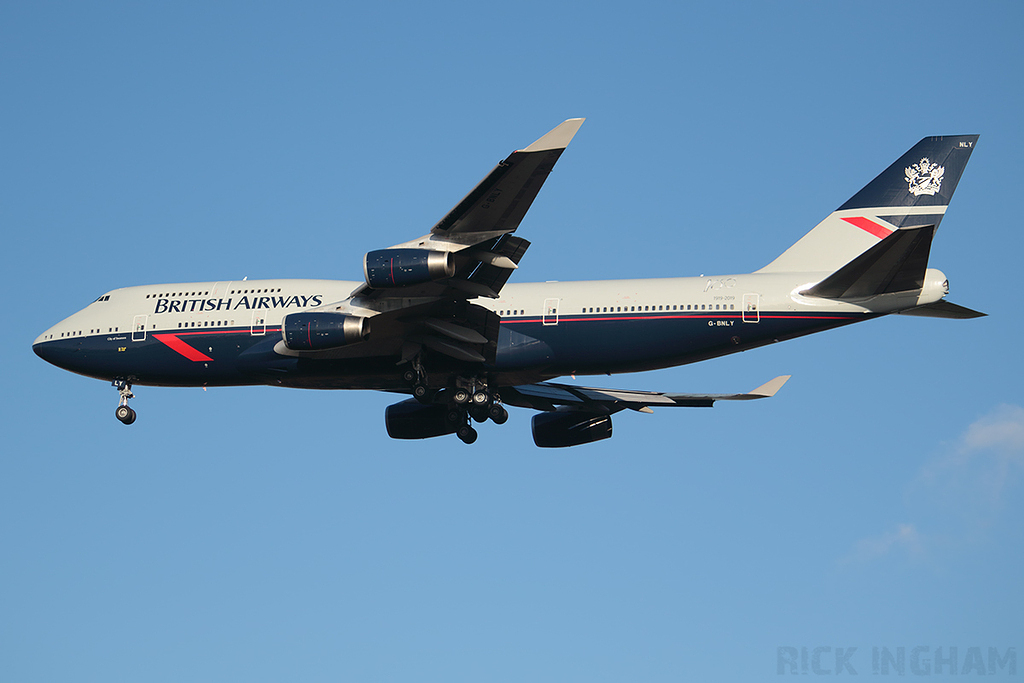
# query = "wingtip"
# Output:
<box><xmin>750</xmin><ymin>375</ymin><xmax>791</xmax><ymax>398</ymax></box>
<box><xmin>521</xmin><ymin>118</ymin><xmax>586</xmax><ymax>152</ymax></box>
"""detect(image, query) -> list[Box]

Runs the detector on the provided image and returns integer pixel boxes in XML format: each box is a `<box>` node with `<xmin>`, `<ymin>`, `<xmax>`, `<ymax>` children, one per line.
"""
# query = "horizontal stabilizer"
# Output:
<box><xmin>803</xmin><ymin>226</ymin><xmax>935</xmax><ymax>299</ymax></box>
<box><xmin>896</xmin><ymin>300</ymin><xmax>986</xmax><ymax>319</ymax></box>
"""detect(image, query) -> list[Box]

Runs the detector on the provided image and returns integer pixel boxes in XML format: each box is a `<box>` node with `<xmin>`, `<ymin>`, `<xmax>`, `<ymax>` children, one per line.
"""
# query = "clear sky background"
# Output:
<box><xmin>2</xmin><ymin>2</ymin><xmax>1022</xmax><ymax>681</ymax></box>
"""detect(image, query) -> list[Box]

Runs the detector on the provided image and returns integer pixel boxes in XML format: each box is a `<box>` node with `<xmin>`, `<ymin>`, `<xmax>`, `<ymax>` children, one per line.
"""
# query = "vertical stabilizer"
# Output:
<box><xmin>757</xmin><ymin>135</ymin><xmax>978</xmax><ymax>274</ymax></box>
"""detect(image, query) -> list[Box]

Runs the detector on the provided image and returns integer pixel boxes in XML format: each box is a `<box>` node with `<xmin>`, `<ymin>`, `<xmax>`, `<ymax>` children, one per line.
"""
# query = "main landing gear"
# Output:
<box><xmin>446</xmin><ymin>377</ymin><xmax>508</xmax><ymax>445</ymax></box>
<box><xmin>400</xmin><ymin>355</ymin><xmax>509</xmax><ymax>445</ymax></box>
<box><xmin>402</xmin><ymin>357</ymin><xmax>436</xmax><ymax>403</ymax></box>
<box><xmin>113</xmin><ymin>379</ymin><xmax>136</xmax><ymax>425</ymax></box>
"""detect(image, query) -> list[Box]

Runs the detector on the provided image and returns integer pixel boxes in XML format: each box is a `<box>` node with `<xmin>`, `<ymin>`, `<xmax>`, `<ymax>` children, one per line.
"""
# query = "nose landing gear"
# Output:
<box><xmin>113</xmin><ymin>380</ymin><xmax>136</xmax><ymax>425</ymax></box>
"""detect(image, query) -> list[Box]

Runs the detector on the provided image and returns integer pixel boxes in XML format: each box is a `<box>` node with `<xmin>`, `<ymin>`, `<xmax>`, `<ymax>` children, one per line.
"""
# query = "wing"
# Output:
<box><xmin>275</xmin><ymin>120</ymin><xmax>584</xmax><ymax>365</ymax></box>
<box><xmin>428</xmin><ymin>118</ymin><xmax>586</xmax><ymax>241</ymax></box>
<box><xmin>362</xmin><ymin>117</ymin><xmax>586</xmax><ymax>301</ymax></box>
<box><xmin>502</xmin><ymin>376</ymin><xmax>791</xmax><ymax>413</ymax></box>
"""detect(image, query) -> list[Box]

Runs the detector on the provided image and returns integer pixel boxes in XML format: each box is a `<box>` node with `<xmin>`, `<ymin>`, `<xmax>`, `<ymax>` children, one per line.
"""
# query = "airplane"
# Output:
<box><xmin>32</xmin><ymin>119</ymin><xmax>984</xmax><ymax>447</ymax></box>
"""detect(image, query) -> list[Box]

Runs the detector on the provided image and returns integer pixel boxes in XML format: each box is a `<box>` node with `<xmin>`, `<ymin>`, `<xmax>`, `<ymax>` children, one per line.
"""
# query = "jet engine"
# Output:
<box><xmin>385</xmin><ymin>399</ymin><xmax>458</xmax><ymax>439</ymax></box>
<box><xmin>364</xmin><ymin>249</ymin><xmax>456</xmax><ymax>288</ymax></box>
<box><xmin>281</xmin><ymin>312</ymin><xmax>369</xmax><ymax>351</ymax></box>
<box><xmin>532</xmin><ymin>411</ymin><xmax>613</xmax><ymax>448</ymax></box>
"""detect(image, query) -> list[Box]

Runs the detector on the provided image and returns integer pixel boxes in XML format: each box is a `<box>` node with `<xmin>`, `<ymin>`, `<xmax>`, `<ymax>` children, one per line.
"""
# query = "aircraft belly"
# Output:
<box><xmin>495</xmin><ymin>311</ymin><xmax>866</xmax><ymax>376</ymax></box>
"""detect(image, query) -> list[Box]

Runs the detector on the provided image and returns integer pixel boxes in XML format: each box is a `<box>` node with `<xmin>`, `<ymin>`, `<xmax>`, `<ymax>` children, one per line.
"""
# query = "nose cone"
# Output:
<box><xmin>33</xmin><ymin>334</ymin><xmax>77</xmax><ymax>370</ymax></box>
<box><xmin>33</xmin><ymin>318</ymin><xmax>84</xmax><ymax>371</ymax></box>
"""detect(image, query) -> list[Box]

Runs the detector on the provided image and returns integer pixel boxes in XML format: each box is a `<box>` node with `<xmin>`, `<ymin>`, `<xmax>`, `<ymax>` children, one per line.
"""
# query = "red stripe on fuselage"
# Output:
<box><xmin>153</xmin><ymin>334</ymin><xmax>214</xmax><ymax>361</ymax></box>
<box><xmin>841</xmin><ymin>216</ymin><xmax>893</xmax><ymax>239</ymax></box>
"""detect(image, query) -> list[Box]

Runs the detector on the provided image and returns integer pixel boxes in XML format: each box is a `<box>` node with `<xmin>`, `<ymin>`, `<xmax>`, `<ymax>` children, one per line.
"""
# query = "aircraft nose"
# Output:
<box><xmin>33</xmin><ymin>338</ymin><xmax>61</xmax><ymax>366</ymax></box>
<box><xmin>33</xmin><ymin>337</ymin><xmax>79</xmax><ymax>371</ymax></box>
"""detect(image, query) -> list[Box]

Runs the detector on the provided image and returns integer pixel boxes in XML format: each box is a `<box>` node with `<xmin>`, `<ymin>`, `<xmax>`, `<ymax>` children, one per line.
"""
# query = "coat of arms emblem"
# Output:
<box><xmin>905</xmin><ymin>157</ymin><xmax>944</xmax><ymax>196</ymax></box>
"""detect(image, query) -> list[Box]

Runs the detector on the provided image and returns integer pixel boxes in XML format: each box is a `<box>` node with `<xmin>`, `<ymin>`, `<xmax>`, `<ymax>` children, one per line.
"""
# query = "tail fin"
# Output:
<box><xmin>757</xmin><ymin>135</ymin><xmax>979</xmax><ymax>274</ymax></box>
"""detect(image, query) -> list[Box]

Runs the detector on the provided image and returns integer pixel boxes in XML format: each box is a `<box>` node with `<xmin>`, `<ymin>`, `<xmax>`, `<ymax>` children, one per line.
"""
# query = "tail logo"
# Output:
<box><xmin>905</xmin><ymin>158</ymin><xmax>945</xmax><ymax>196</ymax></box>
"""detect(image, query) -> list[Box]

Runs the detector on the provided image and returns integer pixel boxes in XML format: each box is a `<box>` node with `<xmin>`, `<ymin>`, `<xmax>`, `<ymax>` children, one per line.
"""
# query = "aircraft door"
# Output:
<box><xmin>251</xmin><ymin>311</ymin><xmax>266</xmax><ymax>336</ymax></box>
<box><xmin>543</xmin><ymin>298</ymin><xmax>560</xmax><ymax>326</ymax></box>
<box><xmin>132</xmin><ymin>314</ymin><xmax>148</xmax><ymax>341</ymax></box>
<box><xmin>742</xmin><ymin>293</ymin><xmax>760</xmax><ymax>323</ymax></box>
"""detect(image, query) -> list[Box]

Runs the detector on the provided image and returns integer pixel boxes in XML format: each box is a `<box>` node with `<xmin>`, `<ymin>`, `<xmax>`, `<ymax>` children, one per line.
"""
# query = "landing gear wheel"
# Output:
<box><xmin>402</xmin><ymin>369</ymin><xmax>417</xmax><ymax>383</ymax></box>
<box><xmin>456</xmin><ymin>424</ymin><xmax>478</xmax><ymax>444</ymax></box>
<box><xmin>452</xmin><ymin>388</ymin><xmax>470</xmax><ymax>404</ymax></box>
<box><xmin>115</xmin><ymin>405</ymin><xmax>136</xmax><ymax>425</ymax></box>
<box><xmin>488</xmin><ymin>404</ymin><xmax>508</xmax><ymax>425</ymax></box>
<box><xmin>413</xmin><ymin>384</ymin><xmax>429</xmax><ymax>399</ymax></box>
<box><xmin>471</xmin><ymin>390</ymin><xmax>490</xmax><ymax>406</ymax></box>
<box><xmin>112</xmin><ymin>379</ymin><xmax>136</xmax><ymax>424</ymax></box>
<box><xmin>470</xmin><ymin>406</ymin><xmax>489</xmax><ymax>423</ymax></box>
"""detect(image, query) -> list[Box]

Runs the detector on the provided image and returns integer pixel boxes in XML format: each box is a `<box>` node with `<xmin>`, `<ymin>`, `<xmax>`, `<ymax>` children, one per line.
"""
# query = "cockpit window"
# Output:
<box><xmin>94</xmin><ymin>295</ymin><xmax>111</xmax><ymax>302</ymax></box>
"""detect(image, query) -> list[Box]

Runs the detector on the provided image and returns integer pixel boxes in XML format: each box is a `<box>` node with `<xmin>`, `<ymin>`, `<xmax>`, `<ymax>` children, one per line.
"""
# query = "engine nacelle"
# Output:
<box><xmin>532</xmin><ymin>411</ymin><xmax>613</xmax><ymax>448</ymax></box>
<box><xmin>385</xmin><ymin>399</ymin><xmax>458</xmax><ymax>440</ymax></box>
<box><xmin>281</xmin><ymin>312</ymin><xmax>369</xmax><ymax>351</ymax></box>
<box><xmin>364</xmin><ymin>249</ymin><xmax>455</xmax><ymax>288</ymax></box>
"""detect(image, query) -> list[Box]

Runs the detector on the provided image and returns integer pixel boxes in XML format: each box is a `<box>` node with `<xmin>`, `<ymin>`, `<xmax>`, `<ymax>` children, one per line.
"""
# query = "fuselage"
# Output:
<box><xmin>32</xmin><ymin>270</ymin><xmax>946</xmax><ymax>391</ymax></box>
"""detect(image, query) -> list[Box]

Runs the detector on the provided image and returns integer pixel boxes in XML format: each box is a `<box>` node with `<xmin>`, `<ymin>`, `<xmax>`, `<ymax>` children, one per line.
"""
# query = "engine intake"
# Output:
<box><xmin>532</xmin><ymin>411</ymin><xmax>613</xmax><ymax>448</ymax></box>
<box><xmin>364</xmin><ymin>249</ymin><xmax>455</xmax><ymax>288</ymax></box>
<box><xmin>281</xmin><ymin>312</ymin><xmax>369</xmax><ymax>351</ymax></box>
<box><xmin>385</xmin><ymin>399</ymin><xmax>458</xmax><ymax>439</ymax></box>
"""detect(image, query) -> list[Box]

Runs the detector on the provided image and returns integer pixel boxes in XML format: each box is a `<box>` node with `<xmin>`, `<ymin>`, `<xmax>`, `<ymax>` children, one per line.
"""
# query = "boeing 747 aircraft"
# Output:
<box><xmin>33</xmin><ymin>120</ymin><xmax>983</xmax><ymax>446</ymax></box>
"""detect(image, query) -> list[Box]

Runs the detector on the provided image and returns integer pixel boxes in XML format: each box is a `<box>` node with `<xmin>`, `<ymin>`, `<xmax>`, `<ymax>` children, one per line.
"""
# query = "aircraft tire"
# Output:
<box><xmin>457</xmin><ymin>424</ymin><xmax>478</xmax><ymax>444</ymax></box>
<box><xmin>115</xmin><ymin>405</ymin><xmax>133</xmax><ymax>424</ymax></box>
<box><xmin>488</xmin><ymin>404</ymin><xmax>508</xmax><ymax>425</ymax></box>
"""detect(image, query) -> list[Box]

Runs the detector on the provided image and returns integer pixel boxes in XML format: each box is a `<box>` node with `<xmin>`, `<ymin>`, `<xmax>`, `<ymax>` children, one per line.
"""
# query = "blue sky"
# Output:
<box><xmin>3</xmin><ymin>2</ymin><xmax>1022</xmax><ymax>680</ymax></box>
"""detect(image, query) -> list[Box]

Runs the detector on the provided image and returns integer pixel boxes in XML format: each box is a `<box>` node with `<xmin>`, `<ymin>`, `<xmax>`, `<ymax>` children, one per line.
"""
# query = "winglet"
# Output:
<box><xmin>521</xmin><ymin>118</ymin><xmax>585</xmax><ymax>152</ymax></box>
<box><xmin>748</xmin><ymin>375</ymin><xmax>791</xmax><ymax>398</ymax></box>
